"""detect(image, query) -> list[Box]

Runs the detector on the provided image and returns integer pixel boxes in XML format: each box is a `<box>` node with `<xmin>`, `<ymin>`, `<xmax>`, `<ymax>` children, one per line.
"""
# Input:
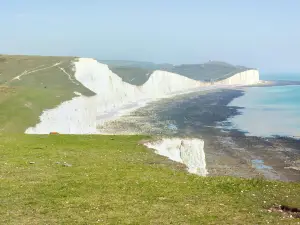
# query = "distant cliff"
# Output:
<box><xmin>102</xmin><ymin>60</ymin><xmax>255</xmax><ymax>85</ymax></box>
<box><xmin>213</xmin><ymin>69</ymin><xmax>259</xmax><ymax>85</ymax></box>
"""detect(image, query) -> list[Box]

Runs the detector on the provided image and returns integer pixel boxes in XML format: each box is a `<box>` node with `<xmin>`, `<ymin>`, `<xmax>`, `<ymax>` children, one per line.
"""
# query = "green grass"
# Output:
<box><xmin>168</xmin><ymin>63</ymin><xmax>250</xmax><ymax>82</ymax></box>
<box><xmin>0</xmin><ymin>87</ymin><xmax>75</xmax><ymax>132</ymax></box>
<box><xmin>109</xmin><ymin>66</ymin><xmax>153</xmax><ymax>86</ymax></box>
<box><xmin>1</xmin><ymin>135</ymin><xmax>300</xmax><ymax>224</ymax></box>
<box><xmin>0</xmin><ymin>55</ymin><xmax>95</xmax><ymax>133</ymax></box>
<box><xmin>0</xmin><ymin>55</ymin><xmax>93</xmax><ymax>95</ymax></box>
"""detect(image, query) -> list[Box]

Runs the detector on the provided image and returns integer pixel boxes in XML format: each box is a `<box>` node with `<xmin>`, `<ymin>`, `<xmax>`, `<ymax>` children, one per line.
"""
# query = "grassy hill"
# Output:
<box><xmin>169</xmin><ymin>62</ymin><xmax>250</xmax><ymax>82</ymax></box>
<box><xmin>0</xmin><ymin>55</ymin><xmax>94</xmax><ymax>133</ymax></box>
<box><xmin>109</xmin><ymin>66</ymin><xmax>154</xmax><ymax>86</ymax></box>
<box><xmin>98</xmin><ymin>60</ymin><xmax>168</xmax><ymax>69</ymax></box>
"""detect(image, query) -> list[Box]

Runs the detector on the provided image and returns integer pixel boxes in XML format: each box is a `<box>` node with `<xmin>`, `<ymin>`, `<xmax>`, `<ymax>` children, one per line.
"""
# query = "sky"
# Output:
<box><xmin>1</xmin><ymin>0</ymin><xmax>299</xmax><ymax>72</ymax></box>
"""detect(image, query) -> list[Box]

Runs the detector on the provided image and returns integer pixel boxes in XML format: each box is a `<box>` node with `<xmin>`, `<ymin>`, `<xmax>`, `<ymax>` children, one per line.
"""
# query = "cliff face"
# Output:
<box><xmin>74</xmin><ymin>58</ymin><xmax>205</xmax><ymax>97</ymax></box>
<box><xmin>25</xmin><ymin>58</ymin><xmax>260</xmax><ymax>134</ymax></box>
<box><xmin>144</xmin><ymin>138</ymin><xmax>208</xmax><ymax>176</ymax></box>
<box><xmin>214</xmin><ymin>69</ymin><xmax>260</xmax><ymax>85</ymax></box>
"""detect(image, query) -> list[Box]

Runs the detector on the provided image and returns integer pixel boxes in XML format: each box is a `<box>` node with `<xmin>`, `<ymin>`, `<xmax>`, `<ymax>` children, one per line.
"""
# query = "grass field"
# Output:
<box><xmin>1</xmin><ymin>135</ymin><xmax>300</xmax><ymax>224</ymax></box>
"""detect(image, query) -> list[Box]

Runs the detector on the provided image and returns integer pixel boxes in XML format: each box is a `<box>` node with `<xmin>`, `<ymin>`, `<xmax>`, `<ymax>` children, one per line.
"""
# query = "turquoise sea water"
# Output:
<box><xmin>227</xmin><ymin>73</ymin><xmax>300</xmax><ymax>138</ymax></box>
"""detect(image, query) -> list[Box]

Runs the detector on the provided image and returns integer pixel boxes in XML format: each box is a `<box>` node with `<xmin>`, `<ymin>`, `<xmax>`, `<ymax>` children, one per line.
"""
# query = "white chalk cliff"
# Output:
<box><xmin>144</xmin><ymin>138</ymin><xmax>208</xmax><ymax>176</ymax></box>
<box><xmin>214</xmin><ymin>69</ymin><xmax>259</xmax><ymax>85</ymax></box>
<box><xmin>25</xmin><ymin>58</ymin><xmax>260</xmax><ymax>134</ymax></box>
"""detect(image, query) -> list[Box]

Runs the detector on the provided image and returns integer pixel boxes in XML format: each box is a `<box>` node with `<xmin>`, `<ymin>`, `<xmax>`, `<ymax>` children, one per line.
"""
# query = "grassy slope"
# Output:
<box><xmin>109</xmin><ymin>66</ymin><xmax>153</xmax><ymax>86</ymax></box>
<box><xmin>1</xmin><ymin>135</ymin><xmax>300</xmax><ymax>224</ymax></box>
<box><xmin>98</xmin><ymin>60</ymin><xmax>163</xmax><ymax>69</ymax></box>
<box><xmin>0</xmin><ymin>55</ymin><xmax>94</xmax><ymax>132</ymax></box>
<box><xmin>168</xmin><ymin>62</ymin><xmax>250</xmax><ymax>82</ymax></box>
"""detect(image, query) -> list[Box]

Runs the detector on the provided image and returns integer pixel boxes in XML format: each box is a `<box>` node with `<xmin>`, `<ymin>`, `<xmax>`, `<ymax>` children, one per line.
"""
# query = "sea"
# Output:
<box><xmin>225</xmin><ymin>73</ymin><xmax>300</xmax><ymax>138</ymax></box>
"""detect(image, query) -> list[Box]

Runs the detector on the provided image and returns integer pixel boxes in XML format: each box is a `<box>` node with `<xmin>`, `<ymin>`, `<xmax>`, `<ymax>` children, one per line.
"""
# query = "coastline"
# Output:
<box><xmin>101</xmin><ymin>87</ymin><xmax>300</xmax><ymax>181</ymax></box>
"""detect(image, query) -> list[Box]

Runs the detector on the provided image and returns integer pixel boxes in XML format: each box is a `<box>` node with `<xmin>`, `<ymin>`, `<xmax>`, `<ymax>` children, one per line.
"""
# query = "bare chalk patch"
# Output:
<box><xmin>144</xmin><ymin>138</ymin><xmax>208</xmax><ymax>176</ymax></box>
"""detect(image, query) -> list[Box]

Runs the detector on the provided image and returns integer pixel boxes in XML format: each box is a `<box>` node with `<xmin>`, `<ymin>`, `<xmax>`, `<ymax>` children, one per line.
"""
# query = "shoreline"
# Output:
<box><xmin>101</xmin><ymin>87</ymin><xmax>300</xmax><ymax>181</ymax></box>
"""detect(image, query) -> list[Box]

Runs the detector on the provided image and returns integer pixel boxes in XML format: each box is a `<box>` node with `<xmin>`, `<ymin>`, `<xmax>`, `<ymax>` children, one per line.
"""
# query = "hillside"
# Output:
<box><xmin>169</xmin><ymin>62</ymin><xmax>250</xmax><ymax>82</ymax></box>
<box><xmin>99</xmin><ymin>60</ymin><xmax>173</xmax><ymax>85</ymax></box>
<box><xmin>0</xmin><ymin>55</ymin><xmax>95</xmax><ymax>132</ymax></box>
<box><xmin>0</xmin><ymin>55</ymin><xmax>91</xmax><ymax>93</ymax></box>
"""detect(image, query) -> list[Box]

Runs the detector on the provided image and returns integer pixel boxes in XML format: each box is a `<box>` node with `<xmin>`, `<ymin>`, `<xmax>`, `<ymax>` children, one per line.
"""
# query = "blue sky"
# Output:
<box><xmin>1</xmin><ymin>0</ymin><xmax>299</xmax><ymax>72</ymax></box>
